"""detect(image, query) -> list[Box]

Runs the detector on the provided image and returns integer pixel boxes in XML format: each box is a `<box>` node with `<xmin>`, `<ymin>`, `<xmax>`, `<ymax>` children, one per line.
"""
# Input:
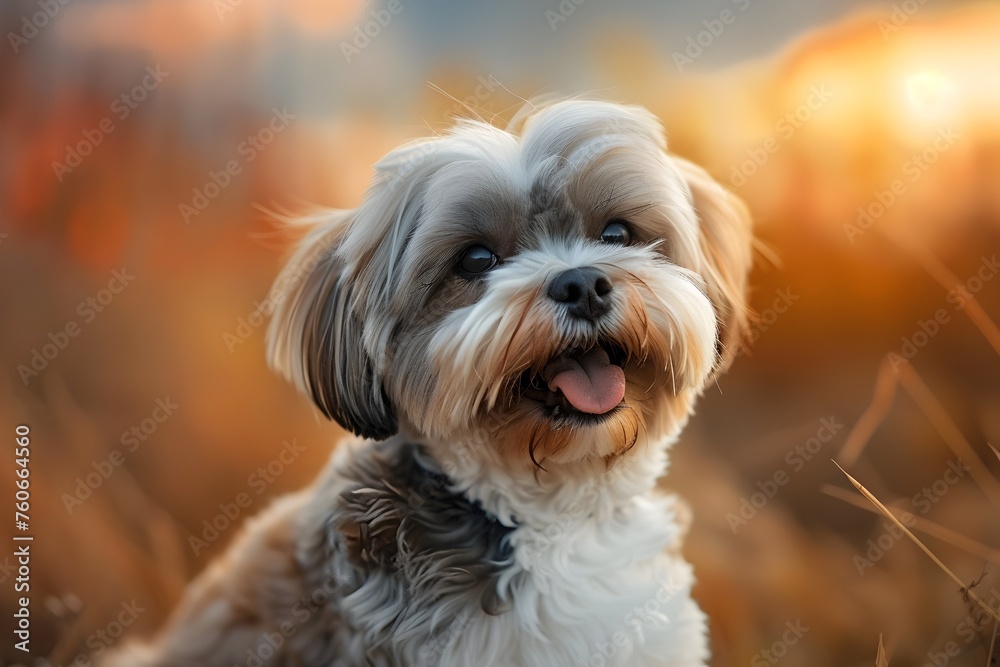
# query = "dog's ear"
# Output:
<box><xmin>675</xmin><ymin>158</ymin><xmax>753</xmax><ymax>375</ymax></box>
<box><xmin>266</xmin><ymin>212</ymin><xmax>397</xmax><ymax>440</ymax></box>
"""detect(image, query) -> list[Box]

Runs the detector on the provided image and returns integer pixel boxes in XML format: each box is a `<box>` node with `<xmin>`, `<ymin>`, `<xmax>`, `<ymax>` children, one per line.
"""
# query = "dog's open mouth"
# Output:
<box><xmin>520</xmin><ymin>341</ymin><xmax>627</xmax><ymax>424</ymax></box>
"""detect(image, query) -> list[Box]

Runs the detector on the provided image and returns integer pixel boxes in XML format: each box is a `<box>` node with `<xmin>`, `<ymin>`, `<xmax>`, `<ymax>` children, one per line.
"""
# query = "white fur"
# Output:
<box><xmin>424</xmin><ymin>431</ymin><xmax>707</xmax><ymax>667</ymax></box>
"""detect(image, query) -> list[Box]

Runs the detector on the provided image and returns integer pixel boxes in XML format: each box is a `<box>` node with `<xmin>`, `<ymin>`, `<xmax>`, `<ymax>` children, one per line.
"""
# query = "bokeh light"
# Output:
<box><xmin>2</xmin><ymin>1</ymin><xmax>999</xmax><ymax>665</ymax></box>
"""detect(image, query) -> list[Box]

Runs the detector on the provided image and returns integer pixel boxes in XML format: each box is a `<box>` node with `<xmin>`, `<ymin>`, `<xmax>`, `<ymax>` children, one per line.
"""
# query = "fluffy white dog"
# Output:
<box><xmin>107</xmin><ymin>100</ymin><xmax>752</xmax><ymax>667</ymax></box>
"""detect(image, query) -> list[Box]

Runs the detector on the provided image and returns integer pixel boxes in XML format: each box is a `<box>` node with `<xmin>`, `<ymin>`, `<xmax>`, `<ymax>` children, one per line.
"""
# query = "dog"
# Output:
<box><xmin>106</xmin><ymin>99</ymin><xmax>752</xmax><ymax>666</ymax></box>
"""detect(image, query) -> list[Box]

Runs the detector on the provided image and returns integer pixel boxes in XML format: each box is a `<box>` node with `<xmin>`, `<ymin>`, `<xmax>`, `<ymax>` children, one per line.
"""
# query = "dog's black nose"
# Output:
<box><xmin>547</xmin><ymin>267</ymin><xmax>613</xmax><ymax>322</ymax></box>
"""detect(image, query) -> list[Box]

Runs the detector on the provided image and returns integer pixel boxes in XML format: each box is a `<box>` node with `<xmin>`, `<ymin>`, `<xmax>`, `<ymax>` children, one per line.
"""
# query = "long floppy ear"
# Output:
<box><xmin>675</xmin><ymin>158</ymin><xmax>754</xmax><ymax>375</ymax></box>
<box><xmin>266</xmin><ymin>212</ymin><xmax>397</xmax><ymax>440</ymax></box>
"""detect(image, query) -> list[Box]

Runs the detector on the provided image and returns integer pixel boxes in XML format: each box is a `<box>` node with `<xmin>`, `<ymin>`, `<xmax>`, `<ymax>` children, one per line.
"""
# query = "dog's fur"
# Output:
<box><xmin>106</xmin><ymin>100</ymin><xmax>752</xmax><ymax>667</ymax></box>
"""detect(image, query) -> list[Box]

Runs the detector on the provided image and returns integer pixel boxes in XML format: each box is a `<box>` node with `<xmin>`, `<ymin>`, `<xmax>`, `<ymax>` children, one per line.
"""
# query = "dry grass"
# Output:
<box><xmin>876</xmin><ymin>633</ymin><xmax>890</xmax><ymax>666</ymax></box>
<box><xmin>834</xmin><ymin>460</ymin><xmax>999</xmax><ymax>623</ymax></box>
<box><xmin>3</xmin><ymin>2</ymin><xmax>1000</xmax><ymax>665</ymax></box>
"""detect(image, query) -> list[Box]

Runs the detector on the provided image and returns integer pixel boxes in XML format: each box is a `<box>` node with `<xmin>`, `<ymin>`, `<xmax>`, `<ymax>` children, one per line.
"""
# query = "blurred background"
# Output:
<box><xmin>2</xmin><ymin>0</ymin><xmax>999</xmax><ymax>665</ymax></box>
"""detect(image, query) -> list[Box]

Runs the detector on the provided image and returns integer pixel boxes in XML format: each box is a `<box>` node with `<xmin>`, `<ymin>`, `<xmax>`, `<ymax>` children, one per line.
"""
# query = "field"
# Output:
<box><xmin>1</xmin><ymin>1</ymin><xmax>999</xmax><ymax>665</ymax></box>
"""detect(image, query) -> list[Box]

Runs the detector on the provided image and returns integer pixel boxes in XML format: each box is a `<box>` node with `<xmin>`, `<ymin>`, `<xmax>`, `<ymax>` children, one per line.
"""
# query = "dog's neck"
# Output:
<box><xmin>406</xmin><ymin>427</ymin><xmax>678</xmax><ymax>530</ymax></box>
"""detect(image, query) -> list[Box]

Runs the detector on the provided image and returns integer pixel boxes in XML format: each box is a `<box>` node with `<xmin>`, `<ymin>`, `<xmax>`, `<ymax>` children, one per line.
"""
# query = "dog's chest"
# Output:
<box><xmin>326</xmin><ymin>441</ymin><xmax>705</xmax><ymax>666</ymax></box>
<box><xmin>430</xmin><ymin>498</ymin><xmax>699</xmax><ymax>667</ymax></box>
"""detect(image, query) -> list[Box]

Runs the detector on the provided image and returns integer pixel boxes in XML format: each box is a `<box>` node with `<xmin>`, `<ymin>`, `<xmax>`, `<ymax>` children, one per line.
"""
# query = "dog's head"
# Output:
<box><xmin>268</xmin><ymin>100</ymin><xmax>752</xmax><ymax>466</ymax></box>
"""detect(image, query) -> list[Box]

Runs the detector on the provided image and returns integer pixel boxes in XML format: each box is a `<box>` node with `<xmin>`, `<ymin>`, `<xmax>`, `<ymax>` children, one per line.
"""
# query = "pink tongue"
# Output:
<box><xmin>546</xmin><ymin>347</ymin><xmax>626</xmax><ymax>415</ymax></box>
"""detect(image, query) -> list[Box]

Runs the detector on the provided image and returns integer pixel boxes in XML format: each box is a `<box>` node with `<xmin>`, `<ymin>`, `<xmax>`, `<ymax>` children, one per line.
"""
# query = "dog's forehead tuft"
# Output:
<box><xmin>516</xmin><ymin>100</ymin><xmax>666</xmax><ymax>165</ymax></box>
<box><xmin>527</xmin><ymin>173</ymin><xmax>583</xmax><ymax>242</ymax></box>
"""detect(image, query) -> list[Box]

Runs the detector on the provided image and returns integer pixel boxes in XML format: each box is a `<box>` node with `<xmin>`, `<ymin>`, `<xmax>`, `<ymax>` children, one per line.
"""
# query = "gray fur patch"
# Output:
<box><xmin>307</xmin><ymin>437</ymin><xmax>516</xmax><ymax>662</ymax></box>
<box><xmin>333</xmin><ymin>439</ymin><xmax>514</xmax><ymax>608</ymax></box>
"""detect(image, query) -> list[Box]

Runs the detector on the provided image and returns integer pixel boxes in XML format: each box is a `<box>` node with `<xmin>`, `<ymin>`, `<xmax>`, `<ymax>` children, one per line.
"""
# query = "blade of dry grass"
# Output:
<box><xmin>896</xmin><ymin>362</ymin><xmax>1000</xmax><ymax>507</ymax></box>
<box><xmin>751</xmin><ymin>237</ymin><xmax>783</xmax><ymax>271</ymax></box>
<box><xmin>833</xmin><ymin>461</ymin><xmax>1000</xmax><ymax>624</ymax></box>
<box><xmin>989</xmin><ymin>443</ymin><xmax>1000</xmax><ymax>466</ymax></box>
<box><xmin>987</xmin><ymin>615</ymin><xmax>997</xmax><ymax>667</ymax></box>
<box><xmin>876</xmin><ymin>633</ymin><xmax>889</xmax><ymax>666</ymax></box>
<box><xmin>839</xmin><ymin>359</ymin><xmax>898</xmax><ymax>467</ymax></box>
<box><xmin>821</xmin><ymin>484</ymin><xmax>1000</xmax><ymax>567</ymax></box>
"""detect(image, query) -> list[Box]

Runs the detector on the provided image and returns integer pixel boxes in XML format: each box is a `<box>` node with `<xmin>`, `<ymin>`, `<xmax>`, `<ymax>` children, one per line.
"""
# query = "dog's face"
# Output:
<box><xmin>268</xmin><ymin>101</ymin><xmax>752</xmax><ymax>467</ymax></box>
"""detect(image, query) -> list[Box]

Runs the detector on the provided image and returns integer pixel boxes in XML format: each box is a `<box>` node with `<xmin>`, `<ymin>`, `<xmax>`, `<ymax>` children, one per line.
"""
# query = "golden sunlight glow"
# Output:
<box><xmin>906</xmin><ymin>70</ymin><xmax>957</xmax><ymax>114</ymax></box>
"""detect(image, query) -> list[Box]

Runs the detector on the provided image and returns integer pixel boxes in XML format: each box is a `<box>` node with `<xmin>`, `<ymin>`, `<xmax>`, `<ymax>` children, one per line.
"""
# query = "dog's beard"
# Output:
<box><xmin>417</xmin><ymin>239</ymin><xmax>718</xmax><ymax>466</ymax></box>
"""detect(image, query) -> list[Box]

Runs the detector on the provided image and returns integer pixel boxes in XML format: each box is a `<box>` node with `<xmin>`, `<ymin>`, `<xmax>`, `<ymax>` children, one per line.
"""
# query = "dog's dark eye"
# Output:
<box><xmin>457</xmin><ymin>245</ymin><xmax>499</xmax><ymax>276</ymax></box>
<box><xmin>600</xmin><ymin>220</ymin><xmax>632</xmax><ymax>245</ymax></box>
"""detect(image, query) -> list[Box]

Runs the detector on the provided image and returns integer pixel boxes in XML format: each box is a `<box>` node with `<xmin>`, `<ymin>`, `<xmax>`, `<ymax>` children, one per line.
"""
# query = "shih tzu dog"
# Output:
<box><xmin>108</xmin><ymin>100</ymin><xmax>752</xmax><ymax>666</ymax></box>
